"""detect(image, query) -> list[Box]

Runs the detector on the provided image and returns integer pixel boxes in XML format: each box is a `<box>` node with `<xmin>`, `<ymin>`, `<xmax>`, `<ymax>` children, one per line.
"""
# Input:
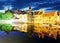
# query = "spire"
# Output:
<box><xmin>54</xmin><ymin>11</ymin><xmax>57</xmax><ymax>16</ymax></box>
<box><xmin>29</xmin><ymin>5</ymin><xmax>32</xmax><ymax>15</ymax></box>
<box><xmin>29</xmin><ymin>5</ymin><xmax>32</xmax><ymax>10</ymax></box>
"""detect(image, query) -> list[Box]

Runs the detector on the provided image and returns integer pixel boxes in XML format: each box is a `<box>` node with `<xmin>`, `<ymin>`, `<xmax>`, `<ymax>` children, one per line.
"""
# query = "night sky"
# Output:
<box><xmin>0</xmin><ymin>0</ymin><xmax>60</xmax><ymax>12</ymax></box>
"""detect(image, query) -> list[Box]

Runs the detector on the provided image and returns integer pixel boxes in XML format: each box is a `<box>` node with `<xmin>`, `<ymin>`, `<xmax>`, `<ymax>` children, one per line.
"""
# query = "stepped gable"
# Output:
<box><xmin>34</xmin><ymin>11</ymin><xmax>44</xmax><ymax>15</ymax></box>
<box><xmin>44</xmin><ymin>12</ymin><xmax>56</xmax><ymax>17</ymax></box>
<box><xmin>34</xmin><ymin>11</ymin><xmax>39</xmax><ymax>15</ymax></box>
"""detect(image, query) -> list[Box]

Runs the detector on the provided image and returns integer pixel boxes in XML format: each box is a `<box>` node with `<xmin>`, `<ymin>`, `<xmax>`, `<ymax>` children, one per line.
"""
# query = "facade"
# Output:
<box><xmin>13</xmin><ymin>6</ymin><xmax>60</xmax><ymax>39</ymax></box>
<box><xmin>13</xmin><ymin>10</ymin><xmax>28</xmax><ymax>32</ymax></box>
<box><xmin>33</xmin><ymin>11</ymin><xmax>60</xmax><ymax>39</ymax></box>
<box><xmin>1</xmin><ymin>7</ymin><xmax>60</xmax><ymax>39</ymax></box>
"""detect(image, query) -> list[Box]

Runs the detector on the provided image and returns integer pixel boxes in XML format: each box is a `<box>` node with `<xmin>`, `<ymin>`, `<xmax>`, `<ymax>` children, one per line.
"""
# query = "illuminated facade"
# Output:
<box><xmin>13</xmin><ymin>6</ymin><xmax>60</xmax><ymax>39</ymax></box>
<box><xmin>33</xmin><ymin>11</ymin><xmax>60</xmax><ymax>39</ymax></box>
<box><xmin>13</xmin><ymin>10</ymin><xmax>28</xmax><ymax>32</ymax></box>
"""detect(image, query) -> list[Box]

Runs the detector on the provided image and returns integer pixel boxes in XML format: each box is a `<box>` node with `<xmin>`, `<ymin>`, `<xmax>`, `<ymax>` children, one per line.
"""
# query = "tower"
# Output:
<box><xmin>28</xmin><ymin>5</ymin><xmax>33</xmax><ymax>23</ymax></box>
<box><xmin>27</xmin><ymin>5</ymin><xmax>34</xmax><ymax>36</ymax></box>
<box><xmin>29</xmin><ymin>5</ymin><xmax>32</xmax><ymax>15</ymax></box>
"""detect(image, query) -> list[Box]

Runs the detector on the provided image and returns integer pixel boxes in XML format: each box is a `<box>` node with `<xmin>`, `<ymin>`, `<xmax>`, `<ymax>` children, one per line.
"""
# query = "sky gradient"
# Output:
<box><xmin>0</xmin><ymin>0</ymin><xmax>60</xmax><ymax>12</ymax></box>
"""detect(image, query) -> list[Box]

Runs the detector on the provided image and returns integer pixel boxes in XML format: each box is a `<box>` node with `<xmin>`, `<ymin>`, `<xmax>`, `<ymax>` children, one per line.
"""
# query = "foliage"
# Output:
<box><xmin>0</xmin><ymin>24</ymin><xmax>2</xmax><ymax>31</ymax></box>
<box><xmin>0</xmin><ymin>24</ymin><xmax>13</xmax><ymax>32</ymax></box>
<box><xmin>0</xmin><ymin>11</ymin><xmax>14</xmax><ymax>20</ymax></box>
<box><xmin>0</xmin><ymin>12</ymin><xmax>3</xmax><ymax>20</ymax></box>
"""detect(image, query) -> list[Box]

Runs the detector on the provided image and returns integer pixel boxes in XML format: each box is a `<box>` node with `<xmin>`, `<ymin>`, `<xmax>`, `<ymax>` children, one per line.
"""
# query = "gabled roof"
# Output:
<box><xmin>34</xmin><ymin>11</ymin><xmax>43</xmax><ymax>15</ymax></box>
<box><xmin>44</xmin><ymin>12</ymin><xmax>55</xmax><ymax>16</ymax></box>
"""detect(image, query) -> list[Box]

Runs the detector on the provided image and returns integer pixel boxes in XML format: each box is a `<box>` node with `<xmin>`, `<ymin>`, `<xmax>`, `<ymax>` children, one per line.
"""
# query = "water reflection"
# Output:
<box><xmin>0</xmin><ymin>31</ymin><xmax>29</xmax><ymax>43</ymax></box>
<box><xmin>13</xmin><ymin>23</ymin><xmax>60</xmax><ymax>39</ymax></box>
<box><xmin>0</xmin><ymin>23</ymin><xmax>60</xmax><ymax>43</ymax></box>
<box><xmin>1</xmin><ymin>22</ymin><xmax>59</xmax><ymax>39</ymax></box>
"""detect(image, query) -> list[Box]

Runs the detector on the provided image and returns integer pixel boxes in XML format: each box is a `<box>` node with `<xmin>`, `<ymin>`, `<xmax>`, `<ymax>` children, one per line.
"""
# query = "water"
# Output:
<box><xmin>0</xmin><ymin>31</ymin><xmax>60</xmax><ymax>43</ymax></box>
<box><xmin>0</xmin><ymin>31</ymin><xmax>28</xmax><ymax>43</ymax></box>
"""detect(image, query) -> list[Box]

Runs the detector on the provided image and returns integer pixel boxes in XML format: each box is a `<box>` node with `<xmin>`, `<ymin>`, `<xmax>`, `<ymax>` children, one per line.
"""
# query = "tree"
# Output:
<box><xmin>0</xmin><ymin>10</ymin><xmax>14</xmax><ymax>20</ymax></box>
<box><xmin>2</xmin><ymin>24</ymin><xmax>13</xmax><ymax>33</ymax></box>
<box><xmin>0</xmin><ymin>24</ymin><xmax>2</xmax><ymax>31</ymax></box>
<box><xmin>2</xmin><ymin>11</ymin><xmax>13</xmax><ymax>20</ymax></box>
<box><xmin>0</xmin><ymin>12</ymin><xmax>3</xmax><ymax>20</ymax></box>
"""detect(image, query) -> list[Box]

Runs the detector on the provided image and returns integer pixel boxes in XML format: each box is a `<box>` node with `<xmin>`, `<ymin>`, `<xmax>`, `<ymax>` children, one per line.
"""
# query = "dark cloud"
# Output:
<box><xmin>0</xmin><ymin>0</ymin><xmax>60</xmax><ymax>12</ymax></box>
<box><xmin>30</xmin><ymin>0</ymin><xmax>60</xmax><ymax>11</ymax></box>
<box><xmin>0</xmin><ymin>0</ymin><xmax>15</xmax><ymax>2</ymax></box>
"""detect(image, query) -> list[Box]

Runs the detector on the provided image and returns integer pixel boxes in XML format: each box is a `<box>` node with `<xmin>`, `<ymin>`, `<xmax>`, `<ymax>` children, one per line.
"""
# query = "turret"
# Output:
<box><xmin>28</xmin><ymin>5</ymin><xmax>33</xmax><ymax>22</ymax></box>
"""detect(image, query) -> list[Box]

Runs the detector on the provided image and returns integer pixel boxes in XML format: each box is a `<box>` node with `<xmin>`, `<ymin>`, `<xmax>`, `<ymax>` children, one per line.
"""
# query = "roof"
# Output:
<box><xmin>33</xmin><ymin>11</ymin><xmax>60</xmax><ymax>17</ymax></box>
<box><xmin>42</xmin><ymin>12</ymin><xmax>56</xmax><ymax>17</ymax></box>
<box><xmin>13</xmin><ymin>10</ymin><xmax>28</xmax><ymax>14</ymax></box>
<box><xmin>34</xmin><ymin>11</ymin><xmax>43</xmax><ymax>15</ymax></box>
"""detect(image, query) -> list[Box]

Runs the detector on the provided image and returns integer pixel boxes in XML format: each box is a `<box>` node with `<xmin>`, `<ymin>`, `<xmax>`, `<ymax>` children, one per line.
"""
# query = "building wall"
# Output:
<box><xmin>13</xmin><ymin>14</ymin><xmax>28</xmax><ymax>32</ymax></box>
<box><xmin>13</xmin><ymin>11</ymin><xmax>60</xmax><ymax>34</ymax></box>
<box><xmin>34</xmin><ymin>15</ymin><xmax>43</xmax><ymax>24</ymax></box>
<box><xmin>18</xmin><ymin>24</ymin><xmax>28</xmax><ymax>32</ymax></box>
<box><xmin>19</xmin><ymin>14</ymin><xmax>28</xmax><ymax>23</ymax></box>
